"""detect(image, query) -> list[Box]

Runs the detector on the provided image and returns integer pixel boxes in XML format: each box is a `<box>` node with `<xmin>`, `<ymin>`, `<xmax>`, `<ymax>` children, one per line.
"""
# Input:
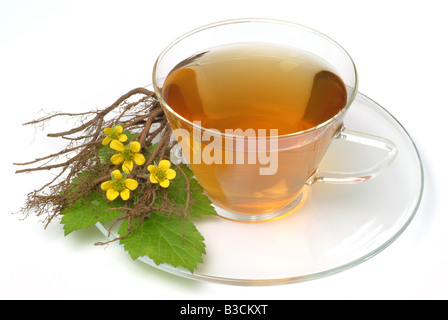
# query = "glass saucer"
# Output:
<box><xmin>96</xmin><ymin>92</ymin><xmax>424</xmax><ymax>285</ymax></box>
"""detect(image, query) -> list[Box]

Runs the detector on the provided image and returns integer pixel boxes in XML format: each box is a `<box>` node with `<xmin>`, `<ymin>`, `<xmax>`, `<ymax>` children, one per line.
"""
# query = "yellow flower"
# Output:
<box><xmin>100</xmin><ymin>170</ymin><xmax>138</xmax><ymax>201</ymax></box>
<box><xmin>148</xmin><ymin>160</ymin><xmax>176</xmax><ymax>188</ymax></box>
<box><xmin>102</xmin><ymin>125</ymin><xmax>128</xmax><ymax>146</ymax></box>
<box><xmin>110</xmin><ymin>140</ymin><xmax>146</xmax><ymax>173</ymax></box>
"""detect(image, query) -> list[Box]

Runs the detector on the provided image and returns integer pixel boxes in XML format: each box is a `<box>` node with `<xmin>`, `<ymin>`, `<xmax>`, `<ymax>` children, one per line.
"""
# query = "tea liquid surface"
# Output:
<box><xmin>162</xmin><ymin>43</ymin><xmax>347</xmax><ymax>136</ymax></box>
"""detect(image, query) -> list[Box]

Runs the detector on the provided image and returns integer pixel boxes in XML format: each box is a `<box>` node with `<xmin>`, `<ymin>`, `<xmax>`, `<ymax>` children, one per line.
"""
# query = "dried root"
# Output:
<box><xmin>15</xmin><ymin>87</ymin><xmax>191</xmax><ymax>241</ymax></box>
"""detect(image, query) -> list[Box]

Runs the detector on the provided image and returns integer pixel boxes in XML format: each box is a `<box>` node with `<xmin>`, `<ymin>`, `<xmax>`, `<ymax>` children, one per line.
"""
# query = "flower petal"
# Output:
<box><xmin>120</xmin><ymin>189</ymin><xmax>130</xmax><ymax>201</ymax></box>
<box><xmin>148</xmin><ymin>165</ymin><xmax>158</xmax><ymax>174</ymax></box>
<box><xmin>122</xmin><ymin>160</ymin><xmax>134</xmax><ymax>173</ymax></box>
<box><xmin>114</xmin><ymin>126</ymin><xmax>123</xmax><ymax>134</ymax></box>
<box><xmin>104</xmin><ymin>127</ymin><xmax>112</xmax><ymax>135</ymax></box>
<box><xmin>100</xmin><ymin>181</ymin><xmax>114</xmax><ymax>191</ymax></box>
<box><xmin>133</xmin><ymin>153</ymin><xmax>146</xmax><ymax>166</ymax></box>
<box><xmin>107</xmin><ymin>188</ymin><xmax>119</xmax><ymax>201</ymax></box>
<box><xmin>125</xmin><ymin>179</ymin><xmax>138</xmax><ymax>190</ymax></box>
<box><xmin>102</xmin><ymin>136</ymin><xmax>111</xmax><ymax>146</ymax></box>
<box><xmin>149</xmin><ymin>174</ymin><xmax>159</xmax><ymax>184</ymax></box>
<box><xmin>111</xmin><ymin>154</ymin><xmax>124</xmax><ymax>165</ymax></box>
<box><xmin>118</xmin><ymin>134</ymin><xmax>128</xmax><ymax>142</ymax></box>
<box><xmin>159</xmin><ymin>160</ymin><xmax>171</xmax><ymax>171</ymax></box>
<box><xmin>165</xmin><ymin>169</ymin><xmax>176</xmax><ymax>180</ymax></box>
<box><xmin>110</xmin><ymin>140</ymin><xmax>125</xmax><ymax>152</ymax></box>
<box><xmin>159</xmin><ymin>179</ymin><xmax>170</xmax><ymax>188</ymax></box>
<box><xmin>130</xmin><ymin>141</ymin><xmax>141</xmax><ymax>153</ymax></box>
<box><xmin>111</xmin><ymin>170</ymin><xmax>123</xmax><ymax>181</ymax></box>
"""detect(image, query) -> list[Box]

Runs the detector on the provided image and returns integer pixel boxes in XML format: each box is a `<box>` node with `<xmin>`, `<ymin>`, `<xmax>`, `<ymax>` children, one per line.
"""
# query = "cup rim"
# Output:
<box><xmin>152</xmin><ymin>18</ymin><xmax>359</xmax><ymax>140</ymax></box>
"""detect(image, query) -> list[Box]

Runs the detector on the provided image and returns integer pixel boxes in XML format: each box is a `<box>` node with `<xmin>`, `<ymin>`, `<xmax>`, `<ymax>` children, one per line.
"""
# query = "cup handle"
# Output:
<box><xmin>307</xmin><ymin>126</ymin><xmax>398</xmax><ymax>185</ymax></box>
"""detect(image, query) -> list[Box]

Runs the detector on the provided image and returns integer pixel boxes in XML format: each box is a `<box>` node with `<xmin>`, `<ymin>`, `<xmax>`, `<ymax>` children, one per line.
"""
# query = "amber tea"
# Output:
<box><xmin>162</xmin><ymin>43</ymin><xmax>347</xmax><ymax>215</ymax></box>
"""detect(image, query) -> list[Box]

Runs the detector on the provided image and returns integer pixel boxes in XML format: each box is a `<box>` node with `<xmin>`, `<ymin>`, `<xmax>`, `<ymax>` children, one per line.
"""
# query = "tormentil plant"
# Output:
<box><xmin>14</xmin><ymin>87</ymin><xmax>217</xmax><ymax>273</ymax></box>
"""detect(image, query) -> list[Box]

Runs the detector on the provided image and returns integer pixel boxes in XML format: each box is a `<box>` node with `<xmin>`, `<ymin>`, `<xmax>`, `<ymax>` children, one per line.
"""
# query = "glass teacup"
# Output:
<box><xmin>152</xmin><ymin>19</ymin><xmax>397</xmax><ymax>222</ymax></box>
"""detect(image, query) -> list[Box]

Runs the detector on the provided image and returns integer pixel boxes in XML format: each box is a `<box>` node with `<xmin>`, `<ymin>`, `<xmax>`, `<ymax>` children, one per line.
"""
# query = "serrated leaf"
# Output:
<box><xmin>119</xmin><ymin>212</ymin><xmax>206</xmax><ymax>273</ymax></box>
<box><xmin>165</xmin><ymin>163</ymin><xmax>218</xmax><ymax>218</ymax></box>
<box><xmin>61</xmin><ymin>190</ymin><xmax>124</xmax><ymax>236</ymax></box>
<box><xmin>97</xmin><ymin>145</ymin><xmax>116</xmax><ymax>163</ymax></box>
<box><xmin>65</xmin><ymin>170</ymin><xmax>99</xmax><ymax>197</ymax></box>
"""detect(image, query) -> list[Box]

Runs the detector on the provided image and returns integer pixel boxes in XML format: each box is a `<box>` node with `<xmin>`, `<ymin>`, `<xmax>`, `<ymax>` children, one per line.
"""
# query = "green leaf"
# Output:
<box><xmin>124</xmin><ymin>130</ymin><xmax>138</xmax><ymax>141</ymax></box>
<box><xmin>97</xmin><ymin>145</ymin><xmax>115</xmax><ymax>163</ymax></box>
<box><xmin>165</xmin><ymin>163</ymin><xmax>218</xmax><ymax>218</ymax></box>
<box><xmin>119</xmin><ymin>212</ymin><xmax>206</xmax><ymax>273</ymax></box>
<box><xmin>61</xmin><ymin>190</ymin><xmax>124</xmax><ymax>236</ymax></box>
<box><xmin>65</xmin><ymin>170</ymin><xmax>99</xmax><ymax>198</ymax></box>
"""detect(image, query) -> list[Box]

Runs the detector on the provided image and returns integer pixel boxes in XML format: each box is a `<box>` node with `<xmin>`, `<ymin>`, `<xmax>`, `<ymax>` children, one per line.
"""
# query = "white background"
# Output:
<box><xmin>1</xmin><ymin>0</ymin><xmax>446</xmax><ymax>300</ymax></box>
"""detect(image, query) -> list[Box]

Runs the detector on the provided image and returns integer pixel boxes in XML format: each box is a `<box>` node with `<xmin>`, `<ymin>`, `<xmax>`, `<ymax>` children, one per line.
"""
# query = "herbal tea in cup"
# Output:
<box><xmin>153</xmin><ymin>19</ymin><xmax>397</xmax><ymax>222</ymax></box>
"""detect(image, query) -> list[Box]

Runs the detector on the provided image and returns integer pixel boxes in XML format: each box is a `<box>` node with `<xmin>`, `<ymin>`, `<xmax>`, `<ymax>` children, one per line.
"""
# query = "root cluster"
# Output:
<box><xmin>15</xmin><ymin>87</ymin><xmax>189</xmax><ymax>244</ymax></box>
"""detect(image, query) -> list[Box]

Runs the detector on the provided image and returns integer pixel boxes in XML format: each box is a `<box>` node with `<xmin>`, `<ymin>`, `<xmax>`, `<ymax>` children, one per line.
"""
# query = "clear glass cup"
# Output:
<box><xmin>152</xmin><ymin>19</ymin><xmax>397</xmax><ymax>222</ymax></box>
